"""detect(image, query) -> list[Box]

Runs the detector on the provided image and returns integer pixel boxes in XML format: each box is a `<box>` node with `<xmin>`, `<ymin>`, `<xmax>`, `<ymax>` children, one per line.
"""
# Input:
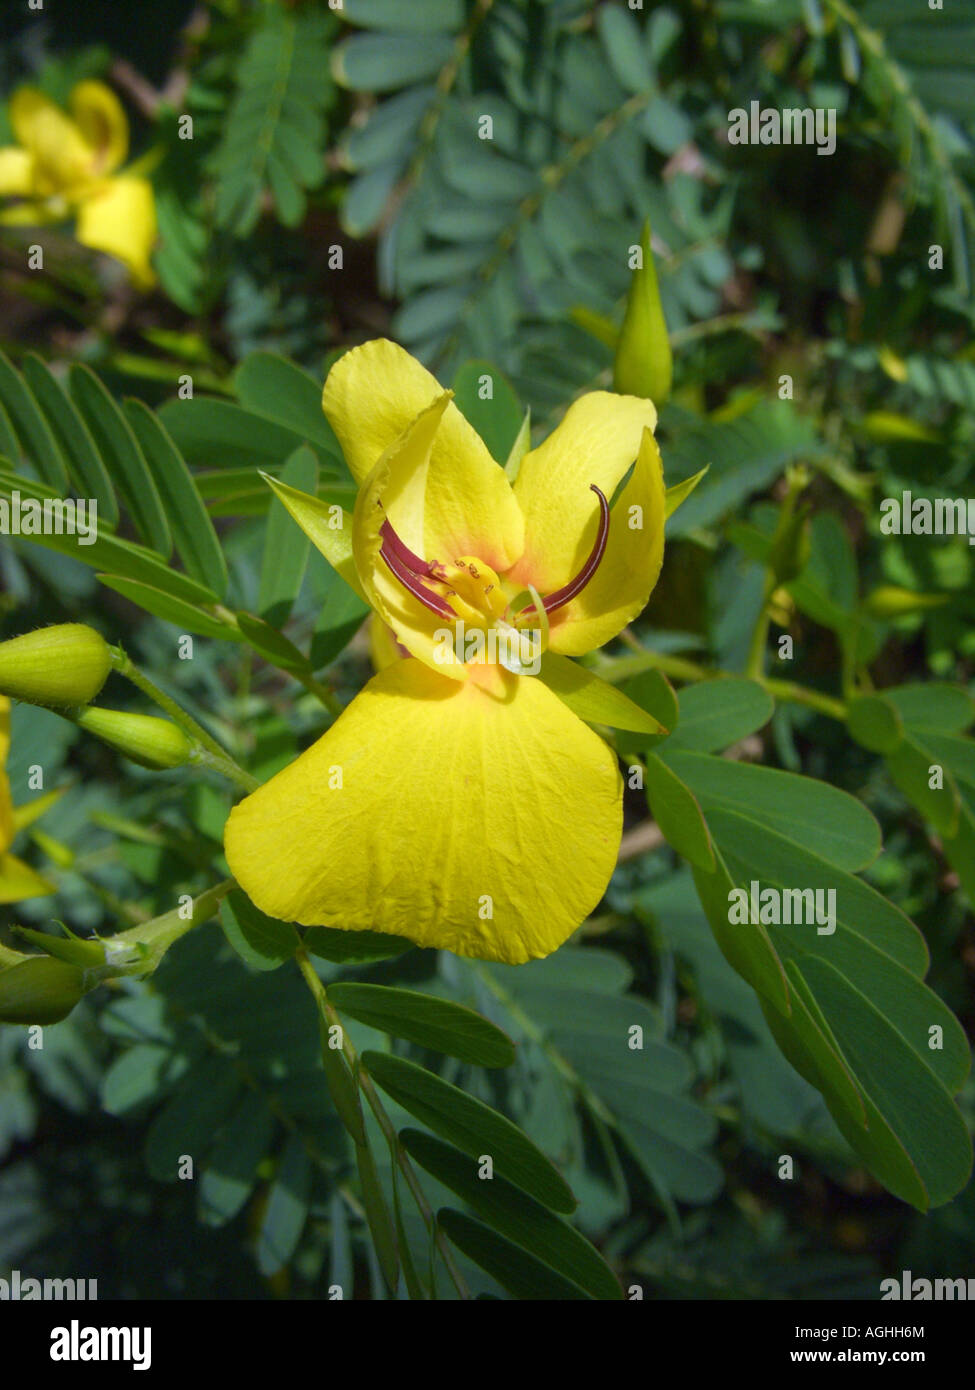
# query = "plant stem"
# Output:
<box><xmin>295</xmin><ymin>949</ymin><xmax>470</xmax><ymax>1301</ymax></box>
<box><xmin>110</xmin><ymin>646</ymin><xmax>260</xmax><ymax>792</ymax></box>
<box><xmin>744</xmin><ymin>576</ymin><xmax>776</xmax><ymax>680</ymax></box>
<box><xmin>189</xmin><ymin>745</ymin><xmax>261</xmax><ymax>795</ymax></box>
<box><xmin>295</xmin><ymin>671</ymin><xmax>342</xmax><ymax>717</ymax></box>
<box><xmin>596</xmin><ymin>641</ymin><xmax>848</xmax><ymax>722</ymax></box>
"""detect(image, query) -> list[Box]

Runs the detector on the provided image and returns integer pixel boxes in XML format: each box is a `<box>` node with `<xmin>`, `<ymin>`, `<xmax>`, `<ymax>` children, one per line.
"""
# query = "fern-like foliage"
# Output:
<box><xmin>335</xmin><ymin>1</ymin><xmax>740</xmax><ymax>394</ymax></box>
<box><xmin>210</xmin><ymin>5</ymin><xmax>339</xmax><ymax>237</ymax></box>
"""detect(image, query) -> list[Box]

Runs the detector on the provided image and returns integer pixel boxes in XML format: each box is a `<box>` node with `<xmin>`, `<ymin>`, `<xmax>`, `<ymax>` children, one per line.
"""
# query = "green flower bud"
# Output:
<box><xmin>0</xmin><ymin>624</ymin><xmax>112</xmax><ymax>707</ymax></box>
<box><xmin>613</xmin><ymin>218</ymin><xmax>672</xmax><ymax>404</ymax></box>
<box><xmin>71</xmin><ymin>706</ymin><xmax>193</xmax><ymax>769</ymax></box>
<box><xmin>863</xmin><ymin>585</ymin><xmax>949</xmax><ymax>619</ymax></box>
<box><xmin>0</xmin><ymin>955</ymin><xmax>87</xmax><ymax>1024</ymax></box>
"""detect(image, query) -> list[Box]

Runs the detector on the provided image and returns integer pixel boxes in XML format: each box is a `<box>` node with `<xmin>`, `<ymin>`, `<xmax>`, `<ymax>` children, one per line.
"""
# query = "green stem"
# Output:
<box><xmin>110</xmin><ymin>646</ymin><xmax>260</xmax><ymax>792</ymax></box>
<box><xmin>295</xmin><ymin>671</ymin><xmax>342</xmax><ymax>717</ymax></box>
<box><xmin>189</xmin><ymin>745</ymin><xmax>261</xmax><ymax>795</ymax></box>
<box><xmin>595</xmin><ymin>644</ymin><xmax>848</xmax><ymax>722</ymax></box>
<box><xmin>212</xmin><ymin>608</ymin><xmax>342</xmax><ymax>717</ymax></box>
<box><xmin>295</xmin><ymin>950</ymin><xmax>470</xmax><ymax>1301</ymax></box>
<box><xmin>744</xmin><ymin>576</ymin><xmax>776</xmax><ymax>680</ymax></box>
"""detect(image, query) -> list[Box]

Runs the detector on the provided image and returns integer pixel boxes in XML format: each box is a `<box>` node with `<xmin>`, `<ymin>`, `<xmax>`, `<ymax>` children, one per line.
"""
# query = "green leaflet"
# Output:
<box><xmin>402</xmin><ymin>1130</ymin><xmax>621</xmax><ymax>1300</ymax></box>
<box><xmin>363</xmin><ymin>1051</ymin><xmax>576</xmax><ymax>1213</ymax></box>
<box><xmin>666</xmin><ymin>678</ymin><xmax>774</xmax><ymax>752</ymax></box>
<box><xmin>220</xmin><ymin>890</ymin><xmax>300</xmax><ymax>972</ymax></box>
<box><xmin>438</xmin><ymin>1209</ymin><xmax>591</xmax><ymax>1300</ymax></box>
<box><xmin>328</xmin><ymin>984</ymin><xmax>516</xmax><ymax>1068</ymax></box>
<box><xmin>123</xmin><ymin>399</ymin><xmax>228</xmax><ymax>598</ymax></box>
<box><xmin>235</xmin><ymin>353</ymin><xmax>342</xmax><ymax>458</ymax></box>
<box><xmin>70</xmin><ymin>365</ymin><xmax>171</xmax><ymax>556</ymax></box>
<box><xmin>258</xmin><ymin>445</ymin><xmax>318</xmax><ymax>626</ymax></box>
<box><xmin>661</xmin><ymin>748</ymin><xmax>882</xmax><ymax>872</ymax></box>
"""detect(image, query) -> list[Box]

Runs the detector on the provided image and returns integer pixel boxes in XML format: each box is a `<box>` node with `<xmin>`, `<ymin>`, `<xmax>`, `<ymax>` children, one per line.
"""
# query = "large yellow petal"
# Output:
<box><xmin>69</xmin><ymin>80</ymin><xmax>129</xmax><ymax>175</ymax></box>
<box><xmin>224</xmin><ymin>660</ymin><xmax>622</xmax><ymax>964</ymax></box>
<box><xmin>10</xmin><ymin>88</ymin><xmax>93</xmax><ymax>194</ymax></box>
<box><xmin>546</xmin><ymin>427</ymin><xmax>666</xmax><ymax>655</ymax></box>
<box><xmin>508</xmin><ymin>391</ymin><xmax>657</xmax><ymax>592</ymax></box>
<box><xmin>0</xmin><ymin>146</ymin><xmax>35</xmax><ymax>196</ymax></box>
<box><xmin>75</xmin><ymin>175</ymin><xmax>157</xmax><ymax>287</ymax></box>
<box><xmin>322</xmin><ymin>339</ymin><xmax>523</xmax><ymax>572</ymax></box>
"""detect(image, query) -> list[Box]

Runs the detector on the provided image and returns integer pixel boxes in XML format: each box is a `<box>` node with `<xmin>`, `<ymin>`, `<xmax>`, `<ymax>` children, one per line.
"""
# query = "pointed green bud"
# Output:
<box><xmin>0</xmin><ymin>624</ymin><xmax>111</xmax><ymax>707</ymax></box>
<box><xmin>71</xmin><ymin>706</ymin><xmax>193</xmax><ymax>769</ymax></box>
<box><xmin>613</xmin><ymin>219</ymin><xmax>672</xmax><ymax>403</ymax></box>
<box><xmin>863</xmin><ymin>585</ymin><xmax>950</xmax><ymax>619</ymax></box>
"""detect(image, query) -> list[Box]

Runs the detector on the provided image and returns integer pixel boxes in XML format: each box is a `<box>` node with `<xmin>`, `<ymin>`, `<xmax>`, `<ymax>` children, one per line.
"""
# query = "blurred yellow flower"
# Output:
<box><xmin>0</xmin><ymin>697</ymin><xmax>55</xmax><ymax>903</ymax></box>
<box><xmin>0</xmin><ymin>80</ymin><xmax>156</xmax><ymax>287</ymax></box>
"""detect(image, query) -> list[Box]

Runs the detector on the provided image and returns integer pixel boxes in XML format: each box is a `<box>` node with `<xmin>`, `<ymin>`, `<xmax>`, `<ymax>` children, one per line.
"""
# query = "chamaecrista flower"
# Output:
<box><xmin>225</xmin><ymin>339</ymin><xmax>665</xmax><ymax>964</ymax></box>
<box><xmin>0</xmin><ymin>81</ymin><xmax>156</xmax><ymax>288</ymax></box>
<box><xmin>0</xmin><ymin>697</ymin><xmax>55</xmax><ymax>903</ymax></box>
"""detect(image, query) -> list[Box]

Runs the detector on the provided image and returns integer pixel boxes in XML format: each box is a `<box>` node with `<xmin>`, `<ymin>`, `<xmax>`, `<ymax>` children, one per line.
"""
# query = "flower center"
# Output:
<box><xmin>379</xmin><ymin>483</ymin><xmax>610</xmax><ymax>627</ymax></box>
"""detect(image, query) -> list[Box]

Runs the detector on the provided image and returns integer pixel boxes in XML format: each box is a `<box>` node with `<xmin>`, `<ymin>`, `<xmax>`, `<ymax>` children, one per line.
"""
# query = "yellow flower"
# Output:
<box><xmin>225</xmin><ymin>340</ymin><xmax>665</xmax><ymax>963</ymax></box>
<box><xmin>0</xmin><ymin>697</ymin><xmax>56</xmax><ymax>903</ymax></box>
<box><xmin>0</xmin><ymin>81</ymin><xmax>156</xmax><ymax>288</ymax></box>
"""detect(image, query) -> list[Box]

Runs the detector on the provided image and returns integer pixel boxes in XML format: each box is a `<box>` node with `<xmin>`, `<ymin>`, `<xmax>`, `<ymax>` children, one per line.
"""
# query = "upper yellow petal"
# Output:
<box><xmin>69</xmin><ymin>80</ymin><xmax>129</xmax><ymax>175</ymax></box>
<box><xmin>322</xmin><ymin>339</ymin><xmax>524</xmax><ymax>573</ymax></box>
<box><xmin>224</xmin><ymin>659</ymin><xmax>622</xmax><ymax>964</ymax></box>
<box><xmin>508</xmin><ymin>391</ymin><xmax>657</xmax><ymax>593</ymax></box>
<box><xmin>10</xmin><ymin>88</ymin><xmax>94</xmax><ymax>194</ymax></box>
<box><xmin>352</xmin><ymin>392</ymin><xmax>467</xmax><ymax>679</ymax></box>
<box><xmin>0</xmin><ymin>146</ymin><xmax>35</xmax><ymax>196</ymax></box>
<box><xmin>546</xmin><ymin>427</ymin><xmax>666</xmax><ymax>655</ymax></box>
<box><xmin>75</xmin><ymin>175</ymin><xmax>157</xmax><ymax>287</ymax></box>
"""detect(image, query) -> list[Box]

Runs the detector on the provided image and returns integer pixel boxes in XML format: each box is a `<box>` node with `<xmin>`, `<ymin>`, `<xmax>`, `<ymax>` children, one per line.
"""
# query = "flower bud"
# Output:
<box><xmin>0</xmin><ymin>955</ymin><xmax>87</xmax><ymax>1024</ymax></box>
<box><xmin>863</xmin><ymin>585</ymin><xmax>949</xmax><ymax>619</ymax></box>
<box><xmin>71</xmin><ymin>706</ymin><xmax>193</xmax><ymax>769</ymax></box>
<box><xmin>613</xmin><ymin>218</ymin><xmax>672</xmax><ymax>403</ymax></box>
<box><xmin>0</xmin><ymin>624</ymin><xmax>111</xmax><ymax>707</ymax></box>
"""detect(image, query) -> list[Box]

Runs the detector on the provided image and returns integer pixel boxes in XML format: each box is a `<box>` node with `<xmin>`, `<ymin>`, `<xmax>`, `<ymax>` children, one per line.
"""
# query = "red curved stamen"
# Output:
<box><xmin>380</xmin><ymin>539</ymin><xmax>455</xmax><ymax>618</ymax></box>
<box><xmin>380</xmin><ymin>517</ymin><xmax>433</xmax><ymax>577</ymax></box>
<box><xmin>522</xmin><ymin>484</ymin><xmax>610</xmax><ymax>617</ymax></box>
